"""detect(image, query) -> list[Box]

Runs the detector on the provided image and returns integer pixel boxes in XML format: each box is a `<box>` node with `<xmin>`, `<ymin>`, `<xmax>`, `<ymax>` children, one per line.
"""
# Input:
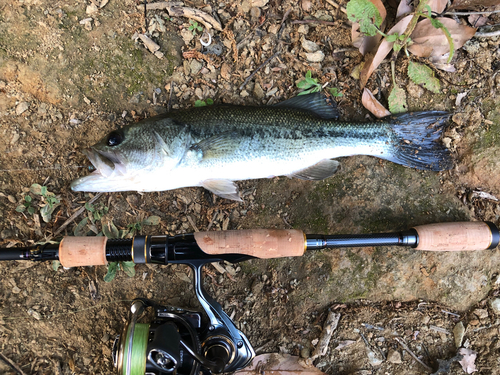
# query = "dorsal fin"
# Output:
<box><xmin>273</xmin><ymin>93</ymin><xmax>340</xmax><ymax>119</ymax></box>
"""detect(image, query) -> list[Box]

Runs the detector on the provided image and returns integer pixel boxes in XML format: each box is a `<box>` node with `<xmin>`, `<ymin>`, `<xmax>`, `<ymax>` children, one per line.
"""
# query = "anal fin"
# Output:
<box><xmin>201</xmin><ymin>179</ymin><xmax>243</xmax><ymax>201</ymax></box>
<box><xmin>288</xmin><ymin>159</ymin><xmax>340</xmax><ymax>180</ymax></box>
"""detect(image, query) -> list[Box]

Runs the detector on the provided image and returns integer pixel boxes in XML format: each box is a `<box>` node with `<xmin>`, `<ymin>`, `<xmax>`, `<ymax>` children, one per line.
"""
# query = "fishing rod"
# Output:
<box><xmin>1</xmin><ymin>221</ymin><xmax>498</xmax><ymax>375</ymax></box>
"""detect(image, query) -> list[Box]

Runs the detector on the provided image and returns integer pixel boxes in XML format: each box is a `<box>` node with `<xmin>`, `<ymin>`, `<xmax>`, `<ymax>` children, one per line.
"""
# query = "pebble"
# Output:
<box><xmin>387</xmin><ymin>349</ymin><xmax>402</xmax><ymax>364</ymax></box>
<box><xmin>298</xmin><ymin>25</ymin><xmax>309</xmax><ymax>34</ymax></box>
<box><xmin>16</xmin><ymin>101</ymin><xmax>29</xmax><ymax>115</ymax></box>
<box><xmin>250</xmin><ymin>7</ymin><xmax>261</xmax><ymax>20</ymax></box>
<box><xmin>490</xmin><ymin>298</ymin><xmax>500</xmax><ymax>314</ymax></box>
<box><xmin>190</xmin><ymin>59</ymin><xmax>203</xmax><ymax>75</ymax></box>
<box><xmin>301</xmin><ymin>38</ymin><xmax>319</xmax><ymax>53</ymax></box>
<box><xmin>453</xmin><ymin>321</ymin><xmax>465</xmax><ymax>348</ymax></box>
<box><xmin>305</xmin><ymin>50</ymin><xmax>325</xmax><ymax>63</ymax></box>
<box><xmin>473</xmin><ymin>308</ymin><xmax>488</xmax><ymax>320</ymax></box>
<box><xmin>253</xmin><ymin>82</ymin><xmax>265</xmax><ymax>100</ymax></box>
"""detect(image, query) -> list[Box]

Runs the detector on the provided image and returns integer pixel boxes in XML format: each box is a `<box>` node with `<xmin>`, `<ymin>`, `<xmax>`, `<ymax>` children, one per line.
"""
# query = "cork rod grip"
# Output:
<box><xmin>59</xmin><ymin>236</ymin><xmax>108</xmax><ymax>267</ymax></box>
<box><xmin>413</xmin><ymin>222</ymin><xmax>499</xmax><ymax>251</ymax></box>
<box><xmin>194</xmin><ymin>229</ymin><xmax>306</xmax><ymax>259</ymax></box>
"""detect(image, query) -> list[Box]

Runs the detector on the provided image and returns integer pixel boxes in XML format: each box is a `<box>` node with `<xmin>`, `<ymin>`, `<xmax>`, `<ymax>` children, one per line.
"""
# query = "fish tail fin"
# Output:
<box><xmin>385</xmin><ymin>111</ymin><xmax>452</xmax><ymax>171</ymax></box>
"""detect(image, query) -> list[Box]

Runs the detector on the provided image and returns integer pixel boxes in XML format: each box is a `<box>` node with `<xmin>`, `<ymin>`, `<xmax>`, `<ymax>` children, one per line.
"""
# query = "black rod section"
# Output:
<box><xmin>305</xmin><ymin>229</ymin><xmax>419</xmax><ymax>250</ymax></box>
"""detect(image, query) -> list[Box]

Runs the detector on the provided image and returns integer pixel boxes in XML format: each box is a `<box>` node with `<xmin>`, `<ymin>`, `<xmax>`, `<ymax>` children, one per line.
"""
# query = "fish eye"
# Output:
<box><xmin>107</xmin><ymin>131</ymin><xmax>123</xmax><ymax>147</ymax></box>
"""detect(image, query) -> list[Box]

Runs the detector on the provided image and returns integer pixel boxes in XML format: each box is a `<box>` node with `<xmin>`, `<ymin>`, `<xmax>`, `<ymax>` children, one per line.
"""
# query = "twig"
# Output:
<box><xmin>311</xmin><ymin>311</ymin><xmax>341</xmax><ymax>359</ymax></box>
<box><xmin>186</xmin><ymin>215</ymin><xmax>199</xmax><ymax>232</ymax></box>
<box><xmin>446</xmin><ymin>9</ymin><xmax>500</xmax><ymax>16</ymax></box>
<box><xmin>475</xmin><ymin>29</ymin><xmax>500</xmax><ymax>38</ymax></box>
<box><xmin>51</xmin><ymin>193</ymin><xmax>103</xmax><ymax>238</ymax></box>
<box><xmin>168</xmin><ymin>81</ymin><xmax>175</xmax><ymax>112</ymax></box>
<box><xmin>324</xmin><ymin>0</ymin><xmax>347</xmax><ymax>14</ymax></box>
<box><xmin>394</xmin><ymin>337</ymin><xmax>433</xmax><ymax>372</ymax></box>
<box><xmin>291</xmin><ymin>19</ymin><xmax>339</xmax><ymax>26</ymax></box>
<box><xmin>239</xmin><ymin>51</ymin><xmax>280</xmax><ymax>90</ymax></box>
<box><xmin>0</xmin><ymin>352</ymin><xmax>27</xmax><ymax>375</ymax></box>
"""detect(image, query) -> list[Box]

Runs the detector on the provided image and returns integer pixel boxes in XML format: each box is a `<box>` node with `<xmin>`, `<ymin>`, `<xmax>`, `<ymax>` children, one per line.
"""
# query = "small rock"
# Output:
<box><xmin>241</xmin><ymin>0</ymin><xmax>251</xmax><ymax>12</ymax></box>
<box><xmin>16</xmin><ymin>102</ymin><xmax>29</xmax><ymax>115</ymax></box>
<box><xmin>250</xmin><ymin>7</ymin><xmax>261</xmax><ymax>20</ymax></box>
<box><xmin>453</xmin><ymin>321</ymin><xmax>465</xmax><ymax>348</ymax></box>
<box><xmin>190</xmin><ymin>59</ymin><xmax>203</xmax><ymax>75</ymax></box>
<box><xmin>366</xmin><ymin>349</ymin><xmax>384</xmax><ymax>366</ymax></box>
<box><xmin>407</xmin><ymin>82</ymin><xmax>424</xmax><ymax>98</ymax></box>
<box><xmin>298</xmin><ymin>25</ymin><xmax>309</xmax><ymax>34</ymax></box>
<box><xmin>252</xmin><ymin>0</ymin><xmax>268</xmax><ymax>7</ymax></box>
<box><xmin>253</xmin><ymin>82</ymin><xmax>265</xmax><ymax>100</ymax></box>
<box><xmin>7</xmin><ymin>195</ymin><xmax>16</xmax><ymax>204</ymax></box>
<box><xmin>387</xmin><ymin>349</ymin><xmax>402</xmax><ymax>364</ymax></box>
<box><xmin>12</xmin><ymin>286</ymin><xmax>21</xmax><ymax>294</ymax></box>
<box><xmin>301</xmin><ymin>0</ymin><xmax>312</xmax><ymax>11</ymax></box>
<box><xmin>305</xmin><ymin>50</ymin><xmax>325</xmax><ymax>63</ymax></box>
<box><xmin>301</xmin><ymin>37</ymin><xmax>319</xmax><ymax>53</ymax></box>
<box><xmin>489</xmin><ymin>298</ymin><xmax>500</xmax><ymax>314</ymax></box>
<box><xmin>473</xmin><ymin>308</ymin><xmax>488</xmax><ymax>320</ymax></box>
<box><xmin>300</xmin><ymin>347</ymin><xmax>310</xmax><ymax>359</ymax></box>
<box><xmin>240</xmin><ymin>90</ymin><xmax>250</xmax><ymax>97</ymax></box>
<box><xmin>180</xmin><ymin>29</ymin><xmax>194</xmax><ymax>45</ymax></box>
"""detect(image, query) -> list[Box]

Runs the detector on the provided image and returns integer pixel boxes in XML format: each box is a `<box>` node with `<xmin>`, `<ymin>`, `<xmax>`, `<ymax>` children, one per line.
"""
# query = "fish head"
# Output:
<box><xmin>71</xmin><ymin>120</ymin><xmax>191</xmax><ymax>192</ymax></box>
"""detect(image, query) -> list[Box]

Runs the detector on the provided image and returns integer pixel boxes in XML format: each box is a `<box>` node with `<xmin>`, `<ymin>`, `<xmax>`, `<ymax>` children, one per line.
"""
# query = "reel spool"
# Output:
<box><xmin>113</xmin><ymin>300</ymin><xmax>202</xmax><ymax>375</ymax></box>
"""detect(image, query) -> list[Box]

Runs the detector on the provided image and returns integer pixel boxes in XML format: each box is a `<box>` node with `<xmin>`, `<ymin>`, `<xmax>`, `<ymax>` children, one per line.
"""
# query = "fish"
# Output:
<box><xmin>70</xmin><ymin>93</ymin><xmax>452</xmax><ymax>201</ymax></box>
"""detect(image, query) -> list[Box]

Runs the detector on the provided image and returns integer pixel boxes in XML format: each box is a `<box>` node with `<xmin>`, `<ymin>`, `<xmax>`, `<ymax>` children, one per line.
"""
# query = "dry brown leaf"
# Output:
<box><xmin>397</xmin><ymin>0</ymin><xmax>413</xmax><ymax>17</ymax></box>
<box><xmin>362</xmin><ymin>88</ymin><xmax>391</xmax><ymax>118</ymax></box>
<box><xmin>408</xmin><ymin>18</ymin><xmax>476</xmax><ymax>58</ymax></box>
<box><xmin>221</xmin><ymin>63</ymin><xmax>232</xmax><ymax>80</ymax></box>
<box><xmin>234</xmin><ymin>354</ymin><xmax>326</xmax><ymax>375</ymax></box>
<box><xmin>429</xmin><ymin>0</ymin><xmax>448</xmax><ymax>13</ymax></box>
<box><xmin>449</xmin><ymin>0</ymin><xmax>500</xmax><ymax>11</ymax></box>
<box><xmin>351</xmin><ymin>0</ymin><xmax>387</xmax><ymax>55</ymax></box>
<box><xmin>360</xmin><ymin>15</ymin><xmax>413</xmax><ymax>88</ymax></box>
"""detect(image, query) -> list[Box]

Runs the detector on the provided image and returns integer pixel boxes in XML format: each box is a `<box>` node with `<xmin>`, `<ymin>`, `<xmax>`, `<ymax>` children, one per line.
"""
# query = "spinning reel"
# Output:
<box><xmin>112</xmin><ymin>263</ymin><xmax>255</xmax><ymax>375</ymax></box>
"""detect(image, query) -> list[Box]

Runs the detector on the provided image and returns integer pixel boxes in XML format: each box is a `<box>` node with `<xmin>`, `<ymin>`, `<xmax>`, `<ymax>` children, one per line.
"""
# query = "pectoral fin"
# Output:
<box><xmin>288</xmin><ymin>159</ymin><xmax>340</xmax><ymax>180</ymax></box>
<box><xmin>192</xmin><ymin>132</ymin><xmax>239</xmax><ymax>160</ymax></box>
<box><xmin>201</xmin><ymin>179</ymin><xmax>242</xmax><ymax>201</ymax></box>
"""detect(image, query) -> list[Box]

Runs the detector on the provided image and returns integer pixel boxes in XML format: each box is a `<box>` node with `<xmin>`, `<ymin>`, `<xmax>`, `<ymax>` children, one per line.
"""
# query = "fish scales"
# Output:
<box><xmin>71</xmin><ymin>93</ymin><xmax>451</xmax><ymax>200</ymax></box>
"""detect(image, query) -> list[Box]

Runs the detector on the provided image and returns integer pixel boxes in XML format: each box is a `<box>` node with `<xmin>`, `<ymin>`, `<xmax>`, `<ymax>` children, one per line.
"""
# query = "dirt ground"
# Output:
<box><xmin>1</xmin><ymin>0</ymin><xmax>500</xmax><ymax>374</ymax></box>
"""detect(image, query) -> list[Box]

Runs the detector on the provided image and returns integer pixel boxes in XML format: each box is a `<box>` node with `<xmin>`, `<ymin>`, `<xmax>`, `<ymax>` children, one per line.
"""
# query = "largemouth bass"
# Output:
<box><xmin>71</xmin><ymin>94</ymin><xmax>451</xmax><ymax>201</ymax></box>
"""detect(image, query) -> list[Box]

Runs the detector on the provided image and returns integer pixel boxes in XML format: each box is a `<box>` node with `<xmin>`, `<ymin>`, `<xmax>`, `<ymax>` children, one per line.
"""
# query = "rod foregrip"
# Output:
<box><xmin>59</xmin><ymin>236</ymin><xmax>108</xmax><ymax>267</ymax></box>
<box><xmin>413</xmin><ymin>222</ymin><xmax>500</xmax><ymax>251</ymax></box>
<box><xmin>194</xmin><ymin>229</ymin><xmax>306</xmax><ymax>259</ymax></box>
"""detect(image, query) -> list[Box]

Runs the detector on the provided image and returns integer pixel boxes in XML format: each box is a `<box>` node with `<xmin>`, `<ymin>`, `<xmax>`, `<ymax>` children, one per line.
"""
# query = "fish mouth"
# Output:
<box><xmin>70</xmin><ymin>148</ymin><xmax>127</xmax><ymax>192</ymax></box>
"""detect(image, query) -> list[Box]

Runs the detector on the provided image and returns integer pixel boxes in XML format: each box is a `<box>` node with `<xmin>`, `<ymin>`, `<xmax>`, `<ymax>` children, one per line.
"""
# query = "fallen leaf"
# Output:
<box><xmin>362</xmin><ymin>88</ymin><xmax>391</xmax><ymax>118</ymax></box>
<box><xmin>408</xmin><ymin>61</ymin><xmax>441</xmax><ymax>93</ymax></box>
<box><xmin>429</xmin><ymin>0</ymin><xmax>448</xmax><ymax>13</ymax></box>
<box><xmin>234</xmin><ymin>354</ymin><xmax>326</xmax><ymax>375</ymax></box>
<box><xmin>458</xmin><ymin>348</ymin><xmax>478</xmax><ymax>374</ymax></box>
<box><xmin>396</xmin><ymin>0</ymin><xmax>412</xmax><ymax>17</ymax></box>
<box><xmin>448</xmin><ymin>0</ymin><xmax>500</xmax><ymax>11</ymax></box>
<box><xmin>360</xmin><ymin>15</ymin><xmax>413</xmax><ymax>87</ymax></box>
<box><xmin>388</xmin><ymin>85</ymin><xmax>408</xmax><ymax>114</ymax></box>
<box><xmin>408</xmin><ymin>18</ymin><xmax>476</xmax><ymax>59</ymax></box>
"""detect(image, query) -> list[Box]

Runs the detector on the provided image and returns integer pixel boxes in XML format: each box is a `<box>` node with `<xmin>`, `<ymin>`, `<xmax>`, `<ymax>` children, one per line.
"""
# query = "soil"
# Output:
<box><xmin>1</xmin><ymin>0</ymin><xmax>500</xmax><ymax>374</ymax></box>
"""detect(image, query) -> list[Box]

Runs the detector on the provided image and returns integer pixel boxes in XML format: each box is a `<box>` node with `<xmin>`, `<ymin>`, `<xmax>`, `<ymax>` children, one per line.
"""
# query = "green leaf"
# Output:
<box><xmin>121</xmin><ymin>262</ymin><xmax>136</xmax><ymax>278</ymax></box>
<box><xmin>408</xmin><ymin>61</ymin><xmax>440</xmax><ymax>93</ymax></box>
<box><xmin>104</xmin><ymin>262</ymin><xmax>118</xmax><ymax>282</ymax></box>
<box><xmin>329</xmin><ymin>88</ymin><xmax>344</xmax><ymax>97</ymax></box>
<box><xmin>388</xmin><ymin>85</ymin><xmax>408</xmax><ymax>114</ymax></box>
<box><xmin>85</xmin><ymin>202</ymin><xmax>95</xmax><ymax>212</ymax></box>
<box><xmin>143</xmin><ymin>216</ymin><xmax>161</xmax><ymax>226</ymax></box>
<box><xmin>195</xmin><ymin>100</ymin><xmax>207</xmax><ymax>107</ymax></box>
<box><xmin>27</xmin><ymin>206</ymin><xmax>36</xmax><ymax>215</ymax></box>
<box><xmin>25</xmin><ymin>195</ymin><xmax>32</xmax><ymax>203</ymax></box>
<box><xmin>52</xmin><ymin>260</ymin><xmax>60</xmax><ymax>272</ymax></box>
<box><xmin>206</xmin><ymin>98</ymin><xmax>214</xmax><ymax>105</ymax></box>
<box><xmin>386</xmin><ymin>33</ymin><xmax>399</xmax><ymax>43</ymax></box>
<box><xmin>425</xmin><ymin>5</ymin><xmax>432</xmax><ymax>17</ymax></box>
<box><xmin>16</xmin><ymin>205</ymin><xmax>26</xmax><ymax>212</ymax></box>
<box><xmin>30</xmin><ymin>184</ymin><xmax>43</xmax><ymax>195</ymax></box>
<box><xmin>73</xmin><ymin>217</ymin><xmax>89</xmax><ymax>236</ymax></box>
<box><xmin>429</xmin><ymin>19</ymin><xmax>455</xmax><ymax>62</ymax></box>
<box><xmin>305</xmin><ymin>70</ymin><xmax>312</xmax><ymax>79</ymax></box>
<box><xmin>346</xmin><ymin>0</ymin><xmax>383</xmax><ymax>37</ymax></box>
